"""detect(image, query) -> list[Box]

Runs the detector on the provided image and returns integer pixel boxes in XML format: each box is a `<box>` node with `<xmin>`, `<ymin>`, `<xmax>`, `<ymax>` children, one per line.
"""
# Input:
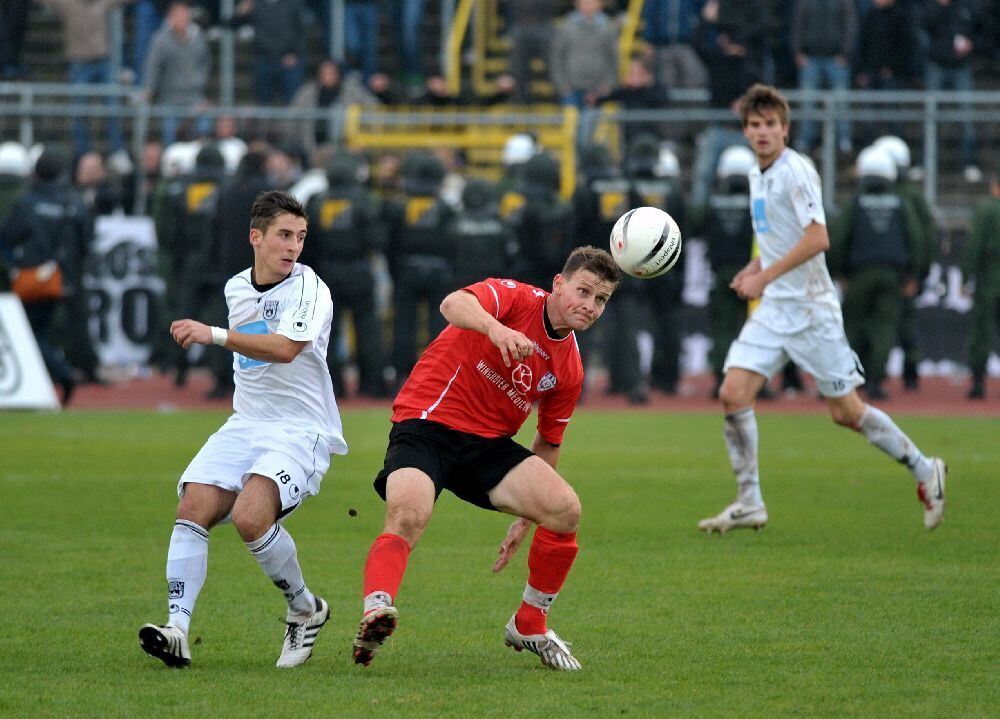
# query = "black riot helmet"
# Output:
<box><xmin>577</xmin><ymin>143</ymin><xmax>616</xmax><ymax>181</ymax></box>
<box><xmin>401</xmin><ymin>151</ymin><xmax>445</xmax><ymax>196</ymax></box>
<box><xmin>194</xmin><ymin>143</ymin><xmax>226</xmax><ymax>179</ymax></box>
<box><xmin>461</xmin><ymin>178</ymin><xmax>498</xmax><ymax>212</ymax></box>
<box><xmin>624</xmin><ymin>133</ymin><xmax>661</xmax><ymax>178</ymax></box>
<box><xmin>521</xmin><ymin>152</ymin><xmax>561</xmax><ymax>196</ymax></box>
<box><xmin>326</xmin><ymin>150</ymin><xmax>364</xmax><ymax>188</ymax></box>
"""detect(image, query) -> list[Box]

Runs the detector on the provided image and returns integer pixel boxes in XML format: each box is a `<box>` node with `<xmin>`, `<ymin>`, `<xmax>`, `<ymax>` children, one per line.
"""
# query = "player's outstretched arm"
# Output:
<box><xmin>170</xmin><ymin>319</ymin><xmax>213</xmax><ymax>349</ymax></box>
<box><xmin>170</xmin><ymin>319</ymin><xmax>306</xmax><ymax>363</ymax></box>
<box><xmin>493</xmin><ymin>518</ymin><xmax>532</xmax><ymax>573</ymax></box>
<box><xmin>440</xmin><ymin>289</ymin><xmax>534</xmax><ymax>368</ymax></box>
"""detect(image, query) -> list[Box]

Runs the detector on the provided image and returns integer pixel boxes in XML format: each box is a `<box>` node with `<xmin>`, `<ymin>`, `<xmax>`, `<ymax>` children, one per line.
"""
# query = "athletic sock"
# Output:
<box><xmin>724</xmin><ymin>407</ymin><xmax>763</xmax><ymax>506</ymax></box>
<box><xmin>165</xmin><ymin>519</ymin><xmax>209</xmax><ymax>636</ymax></box>
<box><xmin>246</xmin><ymin>524</ymin><xmax>316</xmax><ymax>618</ymax></box>
<box><xmin>515</xmin><ymin>527</ymin><xmax>579</xmax><ymax>635</ymax></box>
<box><xmin>857</xmin><ymin>404</ymin><xmax>933</xmax><ymax>483</ymax></box>
<box><xmin>362</xmin><ymin>533</ymin><xmax>411</xmax><ymax>614</ymax></box>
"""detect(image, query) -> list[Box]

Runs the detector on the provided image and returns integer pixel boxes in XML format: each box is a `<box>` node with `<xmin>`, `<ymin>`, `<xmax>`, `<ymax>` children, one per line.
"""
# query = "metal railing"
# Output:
<box><xmin>594</xmin><ymin>87</ymin><xmax>1000</xmax><ymax>211</ymax></box>
<box><xmin>1</xmin><ymin>82</ymin><xmax>997</xmax><ymax>214</ymax></box>
<box><xmin>446</xmin><ymin>0</ymin><xmax>645</xmax><ymax>98</ymax></box>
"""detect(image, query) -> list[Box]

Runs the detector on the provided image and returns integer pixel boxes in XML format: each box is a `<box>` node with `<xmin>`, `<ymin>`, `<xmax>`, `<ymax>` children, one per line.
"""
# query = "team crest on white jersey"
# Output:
<box><xmin>537</xmin><ymin>372</ymin><xmax>557</xmax><ymax>392</ymax></box>
<box><xmin>263</xmin><ymin>300</ymin><xmax>279</xmax><ymax>320</ymax></box>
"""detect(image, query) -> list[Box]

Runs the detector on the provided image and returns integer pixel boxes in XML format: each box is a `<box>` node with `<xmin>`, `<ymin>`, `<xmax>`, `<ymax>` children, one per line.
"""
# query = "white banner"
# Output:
<box><xmin>82</xmin><ymin>216</ymin><xmax>165</xmax><ymax>367</ymax></box>
<box><xmin>0</xmin><ymin>294</ymin><xmax>60</xmax><ymax>410</ymax></box>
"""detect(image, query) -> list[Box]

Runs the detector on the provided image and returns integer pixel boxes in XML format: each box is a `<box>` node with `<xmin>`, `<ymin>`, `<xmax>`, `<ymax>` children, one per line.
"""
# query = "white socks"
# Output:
<box><xmin>166</xmin><ymin>520</ymin><xmax>209</xmax><ymax>636</ymax></box>
<box><xmin>858</xmin><ymin>405</ymin><xmax>933</xmax><ymax>483</ymax></box>
<box><xmin>724</xmin><ymin>407</ymin><xmax>763</xmax><ymax>506</ymax></box>
<box><xmin>522</xmin><ymin>584</ymin><xmax>557</xmax><ymax>613</ymax></box>
<box><xmin>246</xmin><ymin>524</ymin><xmax>316</xmax><ymax>618</ymax></box>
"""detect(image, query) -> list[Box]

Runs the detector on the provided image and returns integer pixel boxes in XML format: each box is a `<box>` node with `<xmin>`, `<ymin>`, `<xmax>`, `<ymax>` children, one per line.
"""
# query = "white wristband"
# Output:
<box><xmin>210</xmin><ymin>326</ymin><xmax>228</xmax><ymax>347</ymax></box>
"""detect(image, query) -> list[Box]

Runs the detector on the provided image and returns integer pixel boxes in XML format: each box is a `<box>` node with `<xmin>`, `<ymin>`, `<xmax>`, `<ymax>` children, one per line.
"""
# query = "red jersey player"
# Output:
<box><xmin>353</xmin><ymin>246</ymin><xmax>620</xmax><ymax>671</ymax></box>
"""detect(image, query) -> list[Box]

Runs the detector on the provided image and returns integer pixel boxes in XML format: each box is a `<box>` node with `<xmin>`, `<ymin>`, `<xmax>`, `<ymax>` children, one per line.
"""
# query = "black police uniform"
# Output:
<box><xmin>304</xmin><ymin>152</ymin><xmax>388</xmax><ymax>397</ymax></box>
<box><xmin>0</xmin><ymin>160</ymin><xmax>89</xmax><ymax>402</ymax></box>
<box><xmin>830</xmin><ymin>179</ymin><xmax>922</xmax><ymax>398</ymax></box>
<box><xmin>508</xmin><ymin>153</ymin><xmax>575</xmax><ymax>290</ymax></box>
<box><xmin>384</xmin><ymin>152</ymin><xmax>455</xmax><ymax>379</ymax></box>
<box><xmin>701</xmin><ymin>175</ymin><xmax>753</xmax><ymax>386</ymax></box>
<box><xmin>447</xmin><ymin>179</ymin><xmax>514</xmax><ymax>289</ymax></box>
<box><xmin>625</xmin><ymin>137</ymin><xmax>689</xmax><ymax>397</ymax></box>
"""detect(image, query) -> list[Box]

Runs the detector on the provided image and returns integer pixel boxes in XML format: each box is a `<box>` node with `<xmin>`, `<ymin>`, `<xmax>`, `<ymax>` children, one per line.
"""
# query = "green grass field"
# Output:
<box><xmin>2</xmin><ymin>409</ymin><xmax>997</xmax><ymax>718</ymax></box>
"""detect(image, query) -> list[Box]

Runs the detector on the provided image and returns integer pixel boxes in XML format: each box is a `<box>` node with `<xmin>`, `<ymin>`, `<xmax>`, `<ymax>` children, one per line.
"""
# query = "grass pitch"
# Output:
<box><xmin>1</xmin><ymin>408</ymin><xmax>997</xmax><ymax>718</ymax></box>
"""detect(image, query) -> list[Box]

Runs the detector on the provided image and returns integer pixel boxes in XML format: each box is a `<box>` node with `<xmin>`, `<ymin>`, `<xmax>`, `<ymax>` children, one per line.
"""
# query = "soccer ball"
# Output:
<box><xmin>609</xmin><ymin>206</ymin><xmax>682</xmax><ymax>279</ymax></box>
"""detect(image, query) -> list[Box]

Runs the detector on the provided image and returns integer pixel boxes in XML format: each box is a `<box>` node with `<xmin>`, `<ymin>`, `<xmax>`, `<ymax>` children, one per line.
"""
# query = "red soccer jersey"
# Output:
<box><xmin>391</xmin><ymin>278</ymin><xmax>585</xmax><ymax>444</ymax></box>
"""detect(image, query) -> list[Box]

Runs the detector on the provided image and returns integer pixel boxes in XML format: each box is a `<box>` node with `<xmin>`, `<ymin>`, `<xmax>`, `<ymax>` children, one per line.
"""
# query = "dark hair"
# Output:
<box><xmin>561</xmin><ymin>245</ymin><xmax>621</xmax><ymax>288</ymax></box>
<box><xmin>237</xmin><ymin>150</ymin><xmax>268</xmax><ymax>178</ymax></box>
<box><xmin>738</xmin><ymin>83</ymin><xmax>790</xmax><ymax>128</ymax></box>
<box><xmin>35</xmin><ymin>149</ymin><xmax>67</xmax><ymax>182</ymax></box>
<box><xmin>250</xmin><ymin>191</ymin><xmax>307</xmax><ymax>234</ymax></box>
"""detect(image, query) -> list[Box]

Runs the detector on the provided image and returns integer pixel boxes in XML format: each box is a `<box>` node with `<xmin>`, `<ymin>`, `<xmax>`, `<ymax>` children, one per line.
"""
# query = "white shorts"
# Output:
<box><xmin>723</xmin><ymin>300</ymin><xmax>865</xmax><ymax>398</ymax></box>
<box><xmin>178</xmin><ymin>415</ymin><xmax>332</xmax><ymax>516</ymax></box>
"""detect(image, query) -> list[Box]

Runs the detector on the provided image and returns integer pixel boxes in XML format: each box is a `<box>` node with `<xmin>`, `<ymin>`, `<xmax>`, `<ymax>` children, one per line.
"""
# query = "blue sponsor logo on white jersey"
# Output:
<box><xmin>236</xmin><ymin>320</ymin><xmax>269</xmax><ymax>369</ymax></box>
<box><xmin>752</xmin><ymin>198</ymin><xmax>770</xmax><ymax>234</ymax></box>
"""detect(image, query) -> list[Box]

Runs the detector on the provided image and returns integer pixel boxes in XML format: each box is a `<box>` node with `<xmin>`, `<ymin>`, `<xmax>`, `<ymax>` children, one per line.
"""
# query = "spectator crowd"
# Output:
<box><xmin>0</xmin><ymin>1</ymin><xmax>998</xmax><ymax>405</ymax></box>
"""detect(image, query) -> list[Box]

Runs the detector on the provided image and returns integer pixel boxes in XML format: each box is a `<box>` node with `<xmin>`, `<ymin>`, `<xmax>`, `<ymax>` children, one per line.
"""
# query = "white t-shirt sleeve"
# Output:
<box><xmin>787</xmin><ymin>159</ymin><xmax>826</xmax><ymax>230</ymax></box>
<box><xmin>276</xmin><ymin>271</ymin><xmax>332</xmax><ymax>343</ymax></box>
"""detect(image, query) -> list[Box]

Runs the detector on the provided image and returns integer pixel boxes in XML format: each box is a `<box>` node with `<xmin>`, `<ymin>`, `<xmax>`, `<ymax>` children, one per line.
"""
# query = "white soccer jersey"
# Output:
<box><xmin>749</xmin><ymin>148</ymin><xmax>838</xmax><ymax>307</ymax></box>
<box><xmin>224</xmin><ymin>263</ymin><xmax>347</xmax><ymax>455</ymax></box>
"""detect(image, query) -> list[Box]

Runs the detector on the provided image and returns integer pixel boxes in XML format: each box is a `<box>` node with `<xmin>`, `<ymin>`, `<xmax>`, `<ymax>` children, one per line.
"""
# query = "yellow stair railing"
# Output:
<box><xmin>450</xmin><ymin>1</ymin><xmax>647</xmax><ymax>97</ymax></box>
<box><xmin>619</xmin><ymin>0</ymin><xmax>646</xmax><ymax>81</ymax></box>
<box><xmin>344</xmin><ymin>104</ymin><xmax>579</xmax><ymax>198</ymax></box>
<box><xmin>446</xmin><ymin>0</ymin><xmax>477</xmax><ymax>96</ymax></box>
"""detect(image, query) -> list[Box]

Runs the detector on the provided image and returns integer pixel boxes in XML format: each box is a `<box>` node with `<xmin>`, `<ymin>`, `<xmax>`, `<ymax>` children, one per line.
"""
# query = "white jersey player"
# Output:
<box><xmin>139</xmin><ymin>191</ymin><xmax>345</xmax><ymax>669</ymax></box>
<box><xmin>698</xmin><ymin>84</ymin><xmax>947</xmax><ymax>534</ymax></box>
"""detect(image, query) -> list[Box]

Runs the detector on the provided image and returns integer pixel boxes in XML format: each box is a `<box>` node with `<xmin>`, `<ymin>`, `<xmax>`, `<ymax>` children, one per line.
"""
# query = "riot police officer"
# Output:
<box><xmin>508</xmin><ymin>152</ymin><xmax>575</xmax><ymax>290</ymax></box>
<box><xmin>150</xmin><ymin>142</ymin><xmax>226</xmax><ymax>386</ymax></box>
<box><xmin>961</xmin><ymin>168</ymin><xmax>1000</xmax><ymax>399</ymax></box>
<box><xmin>571</xmin><ymin>143</ymin><xmax>631</xmax><ymax>249</ymax></box>
<box><xmin>304</xmin><ymin>150</ymin><xmax>388</xmax><ymax>397</ymax></box>
<box><xmin>201</xmin><ymin>150</ymin><xmax>271</xmax><ymax>398</ymax></box>
<box><xmin>625</xmin><ymin>136</ymin><xmax>689</xmax><ymax>398</ymax></box>
<box><xmin>569</xmin><ymin>144</ymin><xmax>633</xmax><ymax>393</ymax></box>
<box><xmin>875</xmin><ymin>135</ymin><xmax>935</xmax><ymax>390</ymax></box>
<box><xmin>385</xmin><ymin>151</ymin><xmax>455</xmax><ymax>381</ymax></box>
<box><xmin>447</xmin><ymin>178</ymin><xmax>513</xmax><ymax>289</ymax></box>
<box><xmin>0</xmin><ymin>149</ymin><xmax>88</xmax><ymax>404</ymax></box>
<box><xmin>700</xmin><ymin>144</ymin><xmax>755</xmax><ymax>396</ymax></box>
<box><xmin>497</xmin><ymin>132</ymin><xmax>539</xmax><ymax>221</ymax></box>
<box><xmin>830</xmin><ymin>145</ymin><xmax>924</xmax><ymax>400</ymax></box>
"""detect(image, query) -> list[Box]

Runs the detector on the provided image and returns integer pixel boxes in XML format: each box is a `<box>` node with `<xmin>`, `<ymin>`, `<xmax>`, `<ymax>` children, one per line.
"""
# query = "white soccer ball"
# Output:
<box><xmin>609</xmin><ymin>206</ymin><xmax>682</xmax><ymax>279</ymax></box>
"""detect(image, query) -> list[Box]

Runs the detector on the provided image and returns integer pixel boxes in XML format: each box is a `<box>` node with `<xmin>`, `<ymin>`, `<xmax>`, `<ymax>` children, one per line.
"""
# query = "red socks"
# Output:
<box><xmin>364</xmin><ymin>527</ymin><xmax>578</xmax><ymax>635</ymax></box>
<box><xmin>515</xmin><ymin>526</ymin><xmax>579</xmax><ymax>635</ymax></box>
<box><xmin>363</xmin><ymin>533</ymin><xmax>411</xmax><ymax>608</ymax></box>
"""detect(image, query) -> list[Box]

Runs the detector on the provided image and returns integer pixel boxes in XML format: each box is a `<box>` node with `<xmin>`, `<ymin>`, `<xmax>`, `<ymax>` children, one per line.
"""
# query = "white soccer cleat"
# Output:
<box><xmin>139</xmin><ymin>623</ymin><xmax>191</xmax><ymax>668</ymax></box>
<box><xmin>352</xmin><ymin>605</ymin><xmax>399</xmax><ymax>667</ymax></box>
<box><xmin>504</xmin><ymin>615</ymin><xmax>582</xmax><ymax>671</ymax></box>
<box><xmin>917</xmin><ymin>458</ymin><xmax>947</xmax><ymax>530</ymax></box>
<box><xmin>276</xmin><ymin>596</ymin><xmax>330</xmax><ymax>668</ymax></box>
<box><xmin>698</xmin><ymin>501</ymin><xmax>768</xmax><ymax>534</ymax></box>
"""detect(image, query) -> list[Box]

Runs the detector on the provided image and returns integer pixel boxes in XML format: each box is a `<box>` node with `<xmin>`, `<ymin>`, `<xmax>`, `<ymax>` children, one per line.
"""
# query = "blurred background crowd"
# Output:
<box><xmin>0</xmin><ymin>0</ymin><xmax>998</xmax><ymax>406</ymax></box>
